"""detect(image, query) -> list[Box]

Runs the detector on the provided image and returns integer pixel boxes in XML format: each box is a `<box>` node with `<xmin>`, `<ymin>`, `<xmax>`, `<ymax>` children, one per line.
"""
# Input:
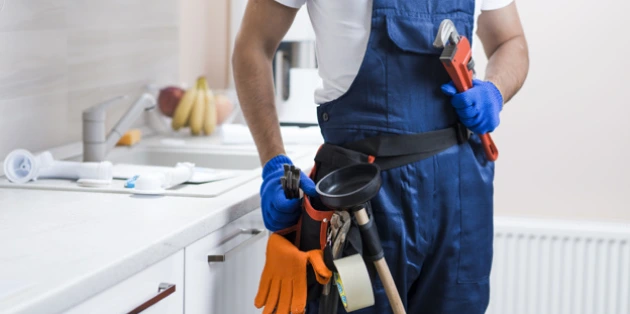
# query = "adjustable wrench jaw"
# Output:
<box><xmin>433</xmin><ymin>19</ymin><xmax>460</xmax><ymax>49</ymax></box>
<box><xmin>433</xmin><ymin>19</ymin><xmax>474</xmax><ymax>91</ymax></box>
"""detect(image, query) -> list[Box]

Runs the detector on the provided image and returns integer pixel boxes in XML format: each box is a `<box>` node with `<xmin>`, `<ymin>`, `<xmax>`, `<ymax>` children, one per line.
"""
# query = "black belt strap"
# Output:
<box><xmin>315</xmin><ymin>124</ymin><xmax>469</xmax><ymax>171</ymax></box>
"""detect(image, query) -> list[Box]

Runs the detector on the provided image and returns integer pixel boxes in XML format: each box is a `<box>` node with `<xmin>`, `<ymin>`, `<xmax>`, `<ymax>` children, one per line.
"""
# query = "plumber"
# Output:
<box><xmin>232</xmin><ymin>0</ymin><xmax>529</xmax><ymax>313</ymax></box>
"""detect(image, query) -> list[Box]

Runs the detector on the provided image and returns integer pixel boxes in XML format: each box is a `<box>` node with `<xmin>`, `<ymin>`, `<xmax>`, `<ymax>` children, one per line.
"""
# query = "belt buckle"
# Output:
<box><xmin>456</xmin><ymin>123</ymin><xmax>471</xmax><ymax>143</ymax></box>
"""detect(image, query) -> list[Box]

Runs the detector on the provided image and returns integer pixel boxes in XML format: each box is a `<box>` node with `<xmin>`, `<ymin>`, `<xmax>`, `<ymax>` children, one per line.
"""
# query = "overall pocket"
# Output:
<box><xmin>457</xmin><ymin>135</ymin><xmax>495</xmax><ymax>283</ymax></box>
<box><xmin>385</xmin><ymin>15</ymin><xmax>472</xmax><ymax>56</ymax></box>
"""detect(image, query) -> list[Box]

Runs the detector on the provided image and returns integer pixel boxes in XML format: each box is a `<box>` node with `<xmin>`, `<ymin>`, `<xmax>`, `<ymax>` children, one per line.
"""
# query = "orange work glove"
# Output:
<box><xmin>255</xmin><ymin>233</ymin><xmax>332</xmax><ymax>314</ymax></box>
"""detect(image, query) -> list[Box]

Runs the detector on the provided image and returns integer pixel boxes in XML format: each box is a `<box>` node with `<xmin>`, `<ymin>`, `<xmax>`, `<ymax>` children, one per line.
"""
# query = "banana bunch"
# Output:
<box><xmin>171</xmin><ymin>77</ymin><xmax>217</xmax><ymax>135</ymax></box>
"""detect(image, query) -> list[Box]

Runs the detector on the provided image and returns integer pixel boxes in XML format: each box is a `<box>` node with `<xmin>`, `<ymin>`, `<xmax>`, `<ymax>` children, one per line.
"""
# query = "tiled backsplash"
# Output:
<box><xmin>0</xmin><ymin>0</ymin><xmax>179</xmax><ymax>158</ymax></box>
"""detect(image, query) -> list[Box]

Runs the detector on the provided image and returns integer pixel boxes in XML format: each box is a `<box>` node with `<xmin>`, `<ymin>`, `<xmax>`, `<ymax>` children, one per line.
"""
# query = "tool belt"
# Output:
<box><xmin>285</xmin><ymin>124</ymin><xmax>470</xmax><ymax>304</ymax></box>
<box><xmin>315</xmin><ymin>123</ymin><xmax>470</xmax><ymax>174</ymax></box>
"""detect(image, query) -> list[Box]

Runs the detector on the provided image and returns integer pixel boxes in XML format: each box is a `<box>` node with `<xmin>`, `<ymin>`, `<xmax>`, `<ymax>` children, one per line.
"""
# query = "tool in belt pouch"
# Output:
<box><xmin>278</xmin><ymin>164</ymin><xmax>336</xmax><ymax>301</ymax></box>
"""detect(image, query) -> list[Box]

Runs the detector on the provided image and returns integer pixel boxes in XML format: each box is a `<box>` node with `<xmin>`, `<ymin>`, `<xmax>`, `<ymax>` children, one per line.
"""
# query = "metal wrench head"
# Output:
<box><xmin>433</xmin><ymin>19</ymin><xmax>460</xmax><ymax>48</ymax></box>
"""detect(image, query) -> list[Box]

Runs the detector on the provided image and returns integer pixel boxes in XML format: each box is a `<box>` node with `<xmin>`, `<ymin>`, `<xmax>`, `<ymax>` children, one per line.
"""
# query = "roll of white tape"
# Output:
<box><xmin>333</xmin><ymin>254</ymin><xmax>375</xmax><ymax>312</ymax></box>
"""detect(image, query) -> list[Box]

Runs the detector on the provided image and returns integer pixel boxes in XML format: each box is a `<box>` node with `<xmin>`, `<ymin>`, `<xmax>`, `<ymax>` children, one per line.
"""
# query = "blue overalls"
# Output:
<box><xmin>306</xmin><ymin>0</ymin><xmax>495</xmax><ymax>313</ymax></box>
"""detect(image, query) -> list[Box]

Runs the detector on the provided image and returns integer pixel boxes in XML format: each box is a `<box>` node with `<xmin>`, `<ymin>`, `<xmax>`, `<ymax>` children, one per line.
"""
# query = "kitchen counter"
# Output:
<box><xmin>0</xmin><ymin>137</ymin><xmax>319</xmax><ymax>314</ymax></box>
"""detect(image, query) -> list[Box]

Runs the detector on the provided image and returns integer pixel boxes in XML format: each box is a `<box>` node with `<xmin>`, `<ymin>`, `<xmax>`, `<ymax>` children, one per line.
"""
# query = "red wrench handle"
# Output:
<box><xmin>479</xmin><ymin>134</ymin><xmax>498</xmax><ymax>161</ymax></box>
<box><xmin>441</xmin><ymin>36</ymin><xmax>499</xmax><ymax>161</ymax></box>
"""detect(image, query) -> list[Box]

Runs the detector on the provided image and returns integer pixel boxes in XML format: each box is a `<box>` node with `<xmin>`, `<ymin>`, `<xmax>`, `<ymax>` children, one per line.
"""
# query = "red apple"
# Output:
<box><xmin>158</xmin><ymin>86</ymin><xmax>185</xmax><ymax>117</ymax></box>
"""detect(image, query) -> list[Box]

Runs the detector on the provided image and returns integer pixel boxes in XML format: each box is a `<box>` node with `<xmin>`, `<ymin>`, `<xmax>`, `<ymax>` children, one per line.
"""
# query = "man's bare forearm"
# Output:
<box><xmin>233</xmin><ymin>47</ymin><xmax>285</xmax><ymax>165</ymax></box>
<box><xmin>485</xmin><ymin>35</ymin><xmax>529</xmax><ymax>104</ymax></box>
<box><xmin>477</xmin><ymin>2</ymin><xmax>529</xmax><ymax>105</ymax></box>
<box><xmin>232</xmin><ymin>0</ymin><xmax>298</xmax><ymax>166</ymax></box>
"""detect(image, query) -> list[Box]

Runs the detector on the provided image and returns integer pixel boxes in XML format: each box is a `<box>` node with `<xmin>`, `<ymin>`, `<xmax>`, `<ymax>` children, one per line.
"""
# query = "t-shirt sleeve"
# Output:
<box><xmin>480</xmin><ymin>0</ymin><xmax>514</xmax><ymax>11</ymax></box>
<box><xmin>275</xmin><ymin>0</ymin><xmax>306</xmax><ymax>9</ymax></box>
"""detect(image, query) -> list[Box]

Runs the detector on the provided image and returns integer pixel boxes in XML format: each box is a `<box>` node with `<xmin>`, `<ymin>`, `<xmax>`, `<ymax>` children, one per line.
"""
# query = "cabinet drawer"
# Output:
<box><xmin>66</xmin><ymin>250</ymin><xmax>184</xmax><ymax>314</ymax></box>
<box><xmin>185</xmin><ymin>209</ymin><xmax>267</xmax><ymax>314</ymax></box>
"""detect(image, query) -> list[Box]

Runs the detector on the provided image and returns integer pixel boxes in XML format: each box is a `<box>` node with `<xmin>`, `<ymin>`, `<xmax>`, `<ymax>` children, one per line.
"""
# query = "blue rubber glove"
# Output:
<box><xmin>441</xmin><ymin>79</ymin><xmax>504</xmax><ymax>134</ymax></box>
<box><xmin>260</xmin><ymin>155</ymin><xmax>317</xmax><ymax>232</ymax></box>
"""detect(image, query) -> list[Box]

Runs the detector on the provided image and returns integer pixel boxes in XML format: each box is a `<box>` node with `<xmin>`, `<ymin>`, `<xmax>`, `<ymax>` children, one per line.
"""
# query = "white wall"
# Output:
<box><xmin>0</xmin><ymin>0</ymin><xmax>179</xmax><ymax>158</ymax></box>
<box><xmin>179</xmin><ymin>0</ymin><xmax>230</xmax><ymax>89</ymax></box>
<box><xmin>472</xmin><ymin>1</ymin><xmax>630</xmax><ymax>222</ymax></box>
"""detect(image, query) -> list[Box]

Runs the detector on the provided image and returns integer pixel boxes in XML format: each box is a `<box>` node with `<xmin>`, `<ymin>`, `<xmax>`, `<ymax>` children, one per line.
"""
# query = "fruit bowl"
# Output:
<box><xmin>157</xmin><ymin>78</ymin><xmax>236</xmax><ymax>136</ymax></box>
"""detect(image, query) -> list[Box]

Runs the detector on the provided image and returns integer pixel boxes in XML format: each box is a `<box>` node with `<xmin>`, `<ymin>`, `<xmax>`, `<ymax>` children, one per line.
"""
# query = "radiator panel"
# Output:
<box><xmin>487</xmin><ymin>218</ymin><xmax>630</xmax><ymax>314</ymax></box>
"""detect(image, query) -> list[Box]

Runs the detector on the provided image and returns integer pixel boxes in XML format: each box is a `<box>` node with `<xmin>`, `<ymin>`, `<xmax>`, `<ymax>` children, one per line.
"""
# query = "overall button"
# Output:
<box><xmin>322</xmin><ymin>112</ymin><xmax>329</xmax><ymax>122</ymax></box>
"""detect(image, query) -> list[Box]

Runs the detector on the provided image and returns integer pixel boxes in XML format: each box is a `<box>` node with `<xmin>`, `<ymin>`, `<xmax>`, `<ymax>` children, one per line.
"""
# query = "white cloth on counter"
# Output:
<box><xmin>220</xmin><ymin>124</ymin><xmax>324</xmax><ymax>145</ymax></box>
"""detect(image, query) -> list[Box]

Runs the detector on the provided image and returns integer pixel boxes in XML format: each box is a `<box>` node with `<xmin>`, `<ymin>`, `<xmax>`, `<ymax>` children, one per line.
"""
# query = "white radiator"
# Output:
<box><xmin>487</xmin><ymin>217</ymin><xmax>630</xmax><ymax>314</ymax></box>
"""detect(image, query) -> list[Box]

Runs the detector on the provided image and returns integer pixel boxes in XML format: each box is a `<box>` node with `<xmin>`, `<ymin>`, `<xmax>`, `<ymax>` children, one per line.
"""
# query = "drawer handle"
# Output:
<box><xmin>126</xmin><ymin>283</ymin><xmax>176</xmax><ymax>314</ymax></box>
<box><xmin>208</xmin><ymin>228</ymin><xmax>267</xmax><ymax>263</ymax></box>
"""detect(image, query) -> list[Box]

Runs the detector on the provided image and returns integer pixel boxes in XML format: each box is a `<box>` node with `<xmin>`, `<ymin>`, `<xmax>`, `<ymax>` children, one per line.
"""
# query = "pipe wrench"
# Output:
<box><xmin>433</xmin><ymin>19</ymin><xmax>499</xmax><ymax>162</ymax></box>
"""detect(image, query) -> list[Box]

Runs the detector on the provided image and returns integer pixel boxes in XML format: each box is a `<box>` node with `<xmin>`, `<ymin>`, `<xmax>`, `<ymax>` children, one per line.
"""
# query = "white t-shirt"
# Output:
<box><xmin>275</xmin><ymin>0</ymin><xmax>513</xmax><ymax>104</ymax></box>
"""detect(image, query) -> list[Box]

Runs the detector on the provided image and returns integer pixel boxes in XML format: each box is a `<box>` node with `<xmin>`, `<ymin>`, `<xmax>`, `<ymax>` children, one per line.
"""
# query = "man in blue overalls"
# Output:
<box><xmin>233</xmin><ymin>0</ymin><xmax>528</xmax><ymax>313</ymax></box>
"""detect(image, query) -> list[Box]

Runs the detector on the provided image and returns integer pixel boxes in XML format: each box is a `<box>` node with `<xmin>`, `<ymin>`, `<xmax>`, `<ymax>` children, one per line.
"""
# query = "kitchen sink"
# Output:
<box><xmin>0</xmin><ymin>132</ymin><xmax>317</xmax><ymax>198</ymax></box>
<box><xmin>106</xmin><ymin>148</ymin><xmax>261</xmax><ymax>171</ymax></box>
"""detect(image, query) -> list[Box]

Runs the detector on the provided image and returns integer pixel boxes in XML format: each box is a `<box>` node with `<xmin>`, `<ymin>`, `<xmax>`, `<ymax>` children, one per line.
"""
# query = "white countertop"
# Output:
<box><xmin>0</xmin><ymin>133</ymin><xmax>319</xmax><ymax>314</ymax></box>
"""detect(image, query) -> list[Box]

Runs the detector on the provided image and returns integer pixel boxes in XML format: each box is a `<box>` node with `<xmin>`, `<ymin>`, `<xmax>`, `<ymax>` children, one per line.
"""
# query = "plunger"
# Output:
<box><xmin>316</xmin><ymin>163</ymin><xmax>406</xmax><ymax>314</ymax></box>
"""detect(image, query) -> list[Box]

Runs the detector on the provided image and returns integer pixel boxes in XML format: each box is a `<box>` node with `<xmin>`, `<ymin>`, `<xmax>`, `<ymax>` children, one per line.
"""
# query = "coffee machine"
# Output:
<box><xmin>272</xmin><ymin>9</ymin><xmax>321</xmax><ymax>126</ymax></box>
<box><xmin>229</xmin><ymin>4</ymin><xmax>321</xmax><ymax>126</ymax></box>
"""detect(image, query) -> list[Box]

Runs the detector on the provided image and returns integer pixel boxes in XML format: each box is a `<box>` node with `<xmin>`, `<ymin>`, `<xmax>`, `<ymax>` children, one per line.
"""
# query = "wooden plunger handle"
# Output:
<box><xmin>354</xmin><ymin>208</ymin><xmax>406</xmax><ymax>314</ymax></box>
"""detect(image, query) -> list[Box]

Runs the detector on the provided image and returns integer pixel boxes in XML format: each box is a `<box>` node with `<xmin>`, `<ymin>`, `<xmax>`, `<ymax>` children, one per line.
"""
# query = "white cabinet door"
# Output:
<box><xmin>66</xmin><ymin>250</ymin><xmax>184</xmax><ymax>314</ymax></box>
<box><xmin>185</xmin><ymin>209</ymin><xmax>268</xmax><ymax>314</ymax></box>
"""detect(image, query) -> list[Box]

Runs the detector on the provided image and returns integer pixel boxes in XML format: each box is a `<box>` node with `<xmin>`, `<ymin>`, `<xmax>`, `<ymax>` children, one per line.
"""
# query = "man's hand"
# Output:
<box><xmin>232</xmin><ymin>0</ymin><xmax>299</xmax><ymax>165</ymax></box>
<box><xmin>261</xmin><ymin>155</ymin><xmax>317</xmax><ymax>231</ymax></box>
<box><xmin>441</xmin><ymin>79</ymin><xmax>503</xmax><ymax>134</ymax></box>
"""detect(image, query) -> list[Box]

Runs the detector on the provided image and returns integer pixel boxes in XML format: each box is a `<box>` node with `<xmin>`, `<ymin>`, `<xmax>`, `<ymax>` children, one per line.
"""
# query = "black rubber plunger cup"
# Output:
<box><xmin>316</xmin><ymin>163</ymin><xmax>382</xmax><ymax>209</ymax></box>
<box><xmin>316</xmin><ymin>163</ymin><xmax>406</xmax><ymax>314</ymax></box>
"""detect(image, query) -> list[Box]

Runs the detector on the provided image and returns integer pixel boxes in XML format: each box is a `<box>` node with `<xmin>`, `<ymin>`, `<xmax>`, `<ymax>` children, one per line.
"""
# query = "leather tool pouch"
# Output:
<box><xmin>301</xmin><ymin>144</ymin><xmax>376</xmax><ymax>302</ymax></box>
